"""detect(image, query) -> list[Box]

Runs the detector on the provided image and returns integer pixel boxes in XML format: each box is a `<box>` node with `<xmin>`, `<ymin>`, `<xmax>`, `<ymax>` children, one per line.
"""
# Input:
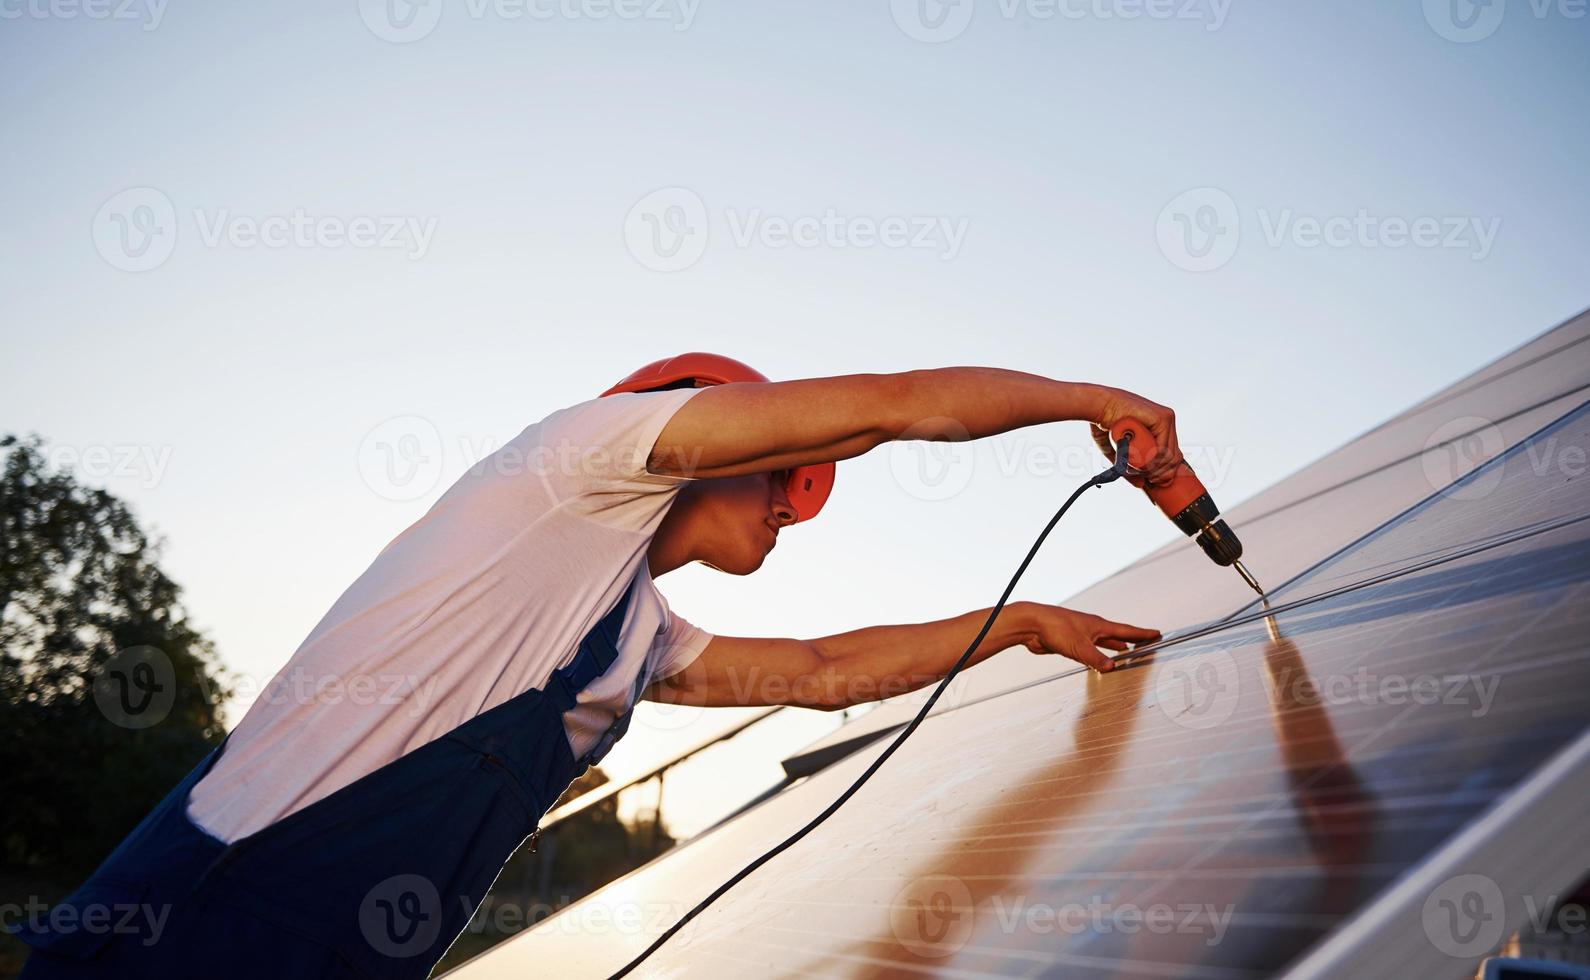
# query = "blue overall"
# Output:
<box><xmin>17</xmin><ymin>588</ymin><xmax>641</xmax><ymax>979</ymax></box>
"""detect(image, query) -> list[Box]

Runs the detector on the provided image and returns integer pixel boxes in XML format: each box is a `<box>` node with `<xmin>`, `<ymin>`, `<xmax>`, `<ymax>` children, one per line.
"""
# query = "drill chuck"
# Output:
<box><xmin>1168</xmin><ymin>492</ymin><xmax>1244</xmax><ymax>567</ymax></box>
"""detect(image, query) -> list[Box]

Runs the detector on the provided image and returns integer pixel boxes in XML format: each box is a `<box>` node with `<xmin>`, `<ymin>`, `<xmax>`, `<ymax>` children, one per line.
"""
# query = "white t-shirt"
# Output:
<box><xmin>186</xmin><ymin>388</ymin><xmax>716</xmax><ymax>844</ymax></box>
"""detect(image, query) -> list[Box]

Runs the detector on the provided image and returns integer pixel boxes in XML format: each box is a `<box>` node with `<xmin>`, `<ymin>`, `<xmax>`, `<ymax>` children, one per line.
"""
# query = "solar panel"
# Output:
<box><xmin>784</xmin><ymin>313</ymin><xmax>1590</xmax><ymax>770</ymax></box>
<box><xmin>447</xmin><ymin>313</ymin><xmax>1590</xmax><ymax>979</ymax></box>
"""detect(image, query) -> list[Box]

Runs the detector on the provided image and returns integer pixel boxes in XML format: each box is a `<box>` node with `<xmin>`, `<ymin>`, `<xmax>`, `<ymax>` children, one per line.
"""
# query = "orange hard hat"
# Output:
<box><xmin>601</xmin><ymin>352</ymin><xmax>836</xmax><ymax>523</ymax></box>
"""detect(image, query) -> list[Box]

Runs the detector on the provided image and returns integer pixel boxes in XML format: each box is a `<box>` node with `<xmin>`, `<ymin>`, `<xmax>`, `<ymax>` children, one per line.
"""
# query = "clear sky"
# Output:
<box><xmin>4</xmin><ymin>1</ymin><xmax>1587</xmax><ymax>833</ymax></box>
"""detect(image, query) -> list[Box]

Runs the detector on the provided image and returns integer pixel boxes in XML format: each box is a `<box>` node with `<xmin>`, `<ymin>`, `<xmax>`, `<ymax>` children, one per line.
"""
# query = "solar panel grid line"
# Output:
<box><xmin>806</xmin><ymin>679</ymin><xmax>1571</xmax><ymax>830</ymax></box>
<box><xmin>1121</xmin><ymin>384</ymin><xmax>1590</xmax><ymax>579</ymax></box>
<box><xmin>1125</xmin><ymin>562</ymin><xmax>1574</xmax><ymax>916</ymax></box>
<box><xmin>736</xmin><ymin>919</ymin><xmax>1264</xmax><ymax>980</ymax></box>
<box><xmin>1290</xmin><ymin>507</ymin><xmax>1584</xmax><ymax>585</ymax></box>
<box><xmin>1281</xmin><ymin>726</ymin><xmax>1590</xmax><ymax>980</ymax></box>
<box><xmin>721</xmin><ymin>928</ymin><xmax>1093</xmax><ymax>980</ymax></box>
<box><xmin>1233</xmin><ymin>390</ymin><xmax>1590</xmax><ymax>563</ymax></box>
<box><xmin>1359</xmin><ymin>326</ymin><xmax>1590</xmax><ymax>435</ymax></box>
<box><xmin>1323</xmin><ymin>311</ymin><xmax>1590</xmax><ymax>445</ymax></box>
<box><xmin>1259</xmin><ymin>450</ymin><xmax>1590</xmax><ymax>602</ymax></box>
<box><xmin>1113</xmin><ymin>588</ymin><xmax>1583</xmax><ymax>973</ymax></box>
<box><xmin>854</xmin><ymin>808</ymin><xmax>1444</xmax><ymax>856</ymax></box>
<box><xmin>756</xmin><ymin>547</ymin><xmax>1577</xmax><ymax>967</ymax></box>
<box><xmin>1244</xmin><ymin>339</ymin><xmax>1590</xmax><ymax>488</ymax></box>
<box><xmin>1136</xmin><ymin>511</ymin><xmax>1590</xmax><ymax>659</ymax></box>
<box><xmin>777</xmin><ymin>359</ymin><xmax>1590</xmax><ymax>769</ymax></box>
<box><xmin>795</xmin><ymin>482</ymin><xmax>1589</xmax><ymax>767</ymax></box>
<box><xmin>734</xmin><ymin>890</ymin><xmax>1392</xmax><ymax>929</ymax></box>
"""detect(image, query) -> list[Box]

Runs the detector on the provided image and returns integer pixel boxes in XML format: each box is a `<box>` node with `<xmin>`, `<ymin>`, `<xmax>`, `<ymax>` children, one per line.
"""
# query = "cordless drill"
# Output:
<box><xmin>1110</xmin><ymin>419</ymin><xmax>1266</xmax><ymax>598</ymax></box>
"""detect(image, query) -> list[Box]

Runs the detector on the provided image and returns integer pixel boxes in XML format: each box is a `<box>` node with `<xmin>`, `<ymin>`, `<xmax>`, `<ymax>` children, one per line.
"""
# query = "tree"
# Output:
<box><xmin>0</xmin><ymin>434</ymin><xmax>230</xmax><ymax>878</ymax></box>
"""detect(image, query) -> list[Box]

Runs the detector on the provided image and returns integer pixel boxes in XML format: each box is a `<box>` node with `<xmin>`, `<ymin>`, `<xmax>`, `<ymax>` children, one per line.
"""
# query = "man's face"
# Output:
<box><xmin>686</xmin><ymin>469</ymin><xmax>799</xmax><ymax>574</ymax></box>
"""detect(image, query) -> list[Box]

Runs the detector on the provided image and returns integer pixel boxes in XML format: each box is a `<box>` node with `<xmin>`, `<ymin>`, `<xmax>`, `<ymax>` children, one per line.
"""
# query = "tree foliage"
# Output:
<box><xmin>0</xmin><ymin>434</ymin><xmax>230</xmax><ymax>878</ymax></box>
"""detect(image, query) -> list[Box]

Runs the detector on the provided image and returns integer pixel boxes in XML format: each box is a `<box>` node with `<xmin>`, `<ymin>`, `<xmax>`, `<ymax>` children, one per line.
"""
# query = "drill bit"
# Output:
<box><xmin>1233</xmin><ymin>560</ymin><xmax>1266</xmax><ymax>599</ymax></box>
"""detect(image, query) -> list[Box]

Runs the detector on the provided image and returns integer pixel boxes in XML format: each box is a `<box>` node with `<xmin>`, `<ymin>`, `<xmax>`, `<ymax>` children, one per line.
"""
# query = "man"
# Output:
<box><xmin>19</xmin><ymin>353</ymin><xmax>1176</xmax><ymax>979</ymax></box>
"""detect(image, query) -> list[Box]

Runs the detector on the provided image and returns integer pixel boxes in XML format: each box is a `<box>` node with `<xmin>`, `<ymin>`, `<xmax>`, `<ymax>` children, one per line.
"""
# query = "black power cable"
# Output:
<box><xmin>609</xmin><ymin>460</ymin><xmax>1129</xmax><ymax>978</ymax></box>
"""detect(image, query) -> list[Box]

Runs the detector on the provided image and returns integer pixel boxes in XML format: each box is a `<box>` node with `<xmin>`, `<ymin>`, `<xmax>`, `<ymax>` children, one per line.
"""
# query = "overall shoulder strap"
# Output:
<box><xmin>545</xmin><ymin>583</ymin><xmax>635</xmax><ymax>713</ymax></box>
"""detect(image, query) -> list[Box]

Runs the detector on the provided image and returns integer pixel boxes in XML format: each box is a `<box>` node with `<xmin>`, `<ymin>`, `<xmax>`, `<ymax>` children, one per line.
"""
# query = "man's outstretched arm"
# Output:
<box><xmin>646</xmin><ymin>368</ymin><xmax>1184</xmax><ymax>485</ymax></box>
<box><xmin>642</xmin><ymin>603</ymin><xmax>1160</xmax><ymax>711</ymax></box>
